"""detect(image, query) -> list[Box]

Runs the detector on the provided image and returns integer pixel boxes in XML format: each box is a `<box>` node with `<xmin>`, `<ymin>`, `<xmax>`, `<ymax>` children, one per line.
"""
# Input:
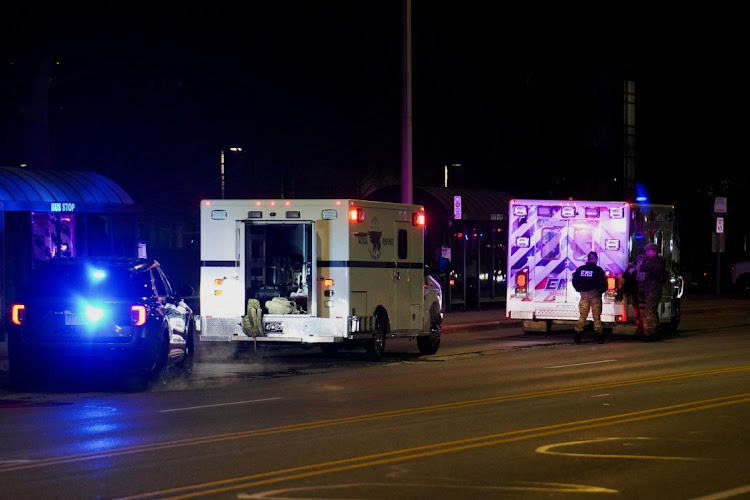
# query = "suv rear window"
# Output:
<box><xmin>29</xmin><ymin>263</ymin><xmax>152</xmax><ymax>300</ymax></box>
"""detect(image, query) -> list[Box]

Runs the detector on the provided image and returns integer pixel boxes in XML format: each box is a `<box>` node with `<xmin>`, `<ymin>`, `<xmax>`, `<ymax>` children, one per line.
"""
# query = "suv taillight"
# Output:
<box><xmin>11</xmin><ymin>304</ymin><xmax>25</xmax><ymax>325</ymax></box>
<box><xmin>131</xmin><ymin>305</ymin><xmax>147</xmax><ymax>326</ymax></box>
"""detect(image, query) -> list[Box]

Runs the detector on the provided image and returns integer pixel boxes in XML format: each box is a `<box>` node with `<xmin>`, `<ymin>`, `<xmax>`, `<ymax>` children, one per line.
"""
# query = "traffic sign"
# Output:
<box><xmin>716</xmin><ymin>216</ymin><xmax>724</xmax><ymax>234</ymax></box>
<box><xmin>714</xmin><ymin>196</ymin><xmax>727</xmax><ymax>214</ymax></box>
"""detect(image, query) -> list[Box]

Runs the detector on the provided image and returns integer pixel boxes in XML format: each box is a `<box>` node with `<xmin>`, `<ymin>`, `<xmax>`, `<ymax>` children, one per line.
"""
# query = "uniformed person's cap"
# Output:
<box><xmin>644</xmin><ymin>243</ymin><xmax>659</xmax><ymax>252</ymax></box>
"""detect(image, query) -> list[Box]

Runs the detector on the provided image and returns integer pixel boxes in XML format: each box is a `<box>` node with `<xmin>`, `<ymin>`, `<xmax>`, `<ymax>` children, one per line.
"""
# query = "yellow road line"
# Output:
<box><xmin>1</xmin><ymin>365</ymin><xmax>749</xmax><ymax>479</ymax></box>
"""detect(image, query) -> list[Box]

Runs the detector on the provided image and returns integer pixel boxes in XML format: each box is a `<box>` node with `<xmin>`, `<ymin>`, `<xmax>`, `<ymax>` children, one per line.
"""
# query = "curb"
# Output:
<box><xmin>442</xmin><ymin>320</ymin><xmax>522</xmax><ymax>333</ymax></box>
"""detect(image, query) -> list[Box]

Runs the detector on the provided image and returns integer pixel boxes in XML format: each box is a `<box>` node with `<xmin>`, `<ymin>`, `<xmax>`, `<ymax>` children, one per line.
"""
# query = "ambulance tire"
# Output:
<box><xmin>418</xmin><ymin>302</ymin><xmax>442</xmax><ymax>355</ymax></box>
<box><xmin>661</xmin><ymin>298</ymin><xmax>681</xmax><ymax>333</ymax></box>
<box><xmin>320</xmin><ymin>343</ymin><xmax>340</xmax><ymax>355</ymax></box>
<box><xmin>417</xmin><ymin>325</ymin><xmax>441</xmax><ymax>355</ymax></box>
<box><xmin>366</xmin><ymin>323</ymin><xmax>387</xmax><ymax>362</ymax></box>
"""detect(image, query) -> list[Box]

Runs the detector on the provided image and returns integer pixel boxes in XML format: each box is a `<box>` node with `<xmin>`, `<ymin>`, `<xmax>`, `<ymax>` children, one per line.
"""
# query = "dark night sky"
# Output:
<box><xmin>1</xmin><ymin>2</ymin><xmax>747</xmax><ymax>263</ymax></box>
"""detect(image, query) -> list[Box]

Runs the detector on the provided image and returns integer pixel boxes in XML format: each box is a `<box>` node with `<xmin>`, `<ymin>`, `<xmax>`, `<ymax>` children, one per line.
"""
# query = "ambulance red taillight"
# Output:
<box><xmin>322</xmin><ymin>278</ymin><xmax>335</xmax><ymax>301</ymax></box>
<box><xmin>412</xmin><ymin>211</ymin><xmax>426</xmax><ymax>226</ymax></box>
<box><xmin>515</xmin><ymin>269</ymin><xmax>529</xmax><ymax>299</ymax></box>
<box><xmin>349</xmin><ymin>207</ymin><xmax>364</xmax><ymax>223</ymax></box>
<box><xmin>11</xmin><ymin>304</ymin><xmax>25</xmax><ymax>325</ymax></box>
<box><xmin>605</xmin><ymin>271</ymin><xmax>618</xmax><ymax>298</ymax></box>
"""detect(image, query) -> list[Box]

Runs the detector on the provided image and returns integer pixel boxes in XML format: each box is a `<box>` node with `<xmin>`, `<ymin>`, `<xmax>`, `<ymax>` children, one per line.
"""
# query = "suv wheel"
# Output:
<box><xmin>179</xmin><ymin>330</ymin><xmax>195</xmax><ymax>378</ymax></box>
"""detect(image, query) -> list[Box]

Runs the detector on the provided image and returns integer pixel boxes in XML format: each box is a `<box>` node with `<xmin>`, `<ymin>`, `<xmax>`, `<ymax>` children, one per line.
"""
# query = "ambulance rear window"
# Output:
<box><xmin>541</xmin><ymin>228</ymin><xmax>561</xmax><ymax>260</ymax></box>
<box><xmin>573</xmin><ymin>227</ymin><xmax>594</xmax><ymax>261</ymax></box>
<box><xmin>398</xmin><ymin>229</ymin><xmax>407</xmax><ymax>259</ymax></box>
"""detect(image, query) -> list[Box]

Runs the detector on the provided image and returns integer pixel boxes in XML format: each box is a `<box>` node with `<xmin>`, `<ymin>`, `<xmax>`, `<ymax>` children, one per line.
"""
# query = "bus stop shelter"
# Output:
<box><xmin>0</xmin><ymin>167</ymin><xmax>138</xmax><ymax>339</ymax></box>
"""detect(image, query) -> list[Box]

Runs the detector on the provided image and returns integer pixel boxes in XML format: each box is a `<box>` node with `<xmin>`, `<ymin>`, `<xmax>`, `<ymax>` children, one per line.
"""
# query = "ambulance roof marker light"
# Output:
<box><xmin>561</xmin><ymin>206</ymin><xmax>577</xmax><ymax>218</ymax></box>
<box><xmin>585</xmin><ymin>207</ymin><xmax>601</xmax><ymax>218</ymax></box>
<box><xmin>538</xmin><ymin>206</ymin><xmax>552</xmax><ymax>217</ymax></box>
<box><xmin>609</xmin><ymin>206</ymin><xmax>625</xmax><ymax>219</ymax></box>
<box><xmin>513</xmin><ymin>205</ymin><xmax>528</xmax><ymax>217</ymax></box>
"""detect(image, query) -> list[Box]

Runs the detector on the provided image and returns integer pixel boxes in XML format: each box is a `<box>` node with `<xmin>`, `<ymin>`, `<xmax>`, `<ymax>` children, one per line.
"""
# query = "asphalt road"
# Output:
<box><xmin>1</xmin><ymin>292</ymin><xmax>750</xmax><ymax>499</ymax></box>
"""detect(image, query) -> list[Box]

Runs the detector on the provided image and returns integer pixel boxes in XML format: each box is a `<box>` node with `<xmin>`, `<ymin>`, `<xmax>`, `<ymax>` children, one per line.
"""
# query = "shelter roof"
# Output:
<box><xmin>0</xmin><ymin>167</ymin><xmax>136</xmax><ymax>212</ymax></box>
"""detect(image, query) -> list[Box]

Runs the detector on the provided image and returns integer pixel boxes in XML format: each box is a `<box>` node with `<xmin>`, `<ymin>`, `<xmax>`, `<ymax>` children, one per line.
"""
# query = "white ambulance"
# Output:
<box><xmin>505</xmin><ymin>199</ymin><xmax>684</xmax><ymax>336</ymax></box>
<box><xmin>196</xmin><ymin>198</ymin><xmax>443</xmax><ymax>360</ymax></box>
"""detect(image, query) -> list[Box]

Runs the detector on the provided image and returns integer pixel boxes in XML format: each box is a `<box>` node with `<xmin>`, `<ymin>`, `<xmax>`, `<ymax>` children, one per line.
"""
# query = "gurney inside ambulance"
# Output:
<box><xmin>244</xmin><ymin>222</ymin><xmax>312</xmax><ymax>315</ymax></box>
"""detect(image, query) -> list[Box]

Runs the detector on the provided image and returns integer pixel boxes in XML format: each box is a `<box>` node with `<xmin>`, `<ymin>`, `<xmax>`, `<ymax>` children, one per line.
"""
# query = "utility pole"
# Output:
<box><xmin>220</xmin><ymin>147</ymin><xmax>242</xmax><ymax>199</ymax></box>
<box><xmin>401</xmin><ymin>0</ymin><xmax>413</xmax><ymax>204</ymax></box>
<box><xmin>713</xmin><ymin>196</ymin><xmax>727</xmax><ymax>294</ymax></box>
<box><xmin>220</xmin><ymin>150</ymin><xmax>225</xmax><ymax>199</ymax></box>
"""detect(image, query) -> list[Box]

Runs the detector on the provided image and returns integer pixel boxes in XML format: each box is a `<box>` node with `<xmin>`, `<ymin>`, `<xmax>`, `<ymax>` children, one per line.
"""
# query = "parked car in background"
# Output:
<box><xmin>8</xmin><ymin>257</ymin><xmax>194</xmax><ymax>390</ymax></box>
<box><xmin>731</xmin><ymin>260</ymin><xmax>750</xmax><ymax>292</ymax></box>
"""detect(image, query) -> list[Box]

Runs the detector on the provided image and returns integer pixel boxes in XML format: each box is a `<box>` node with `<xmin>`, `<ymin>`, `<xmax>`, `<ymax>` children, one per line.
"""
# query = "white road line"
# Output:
<box><xmin>691</xmin><ymin>484</ymin><xmax>750</xmax><ymax>500</ymax></box>
<box><xmin>159</xmin><ymin>397</ymin><xmax>282</xmax><ymax>413</ymax></box>
<box><xmin>545</xmin><ymin>359</ymin><xmax>617</xmax><ymax>369</ymax></box>
<box><xmin>536</xmin><ymin>437</ymin><xmax>712</xmax><ymax>461</ymax></box>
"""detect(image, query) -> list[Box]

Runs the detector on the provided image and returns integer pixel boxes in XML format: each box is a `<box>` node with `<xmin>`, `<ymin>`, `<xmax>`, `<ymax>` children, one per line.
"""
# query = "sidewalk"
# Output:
<box><xmin>441</xmin><ymin>305</ymin><xmax>519</xmax><ymax>333</ymax></box>
<box><xmin>441</xmin><ymin>292</ymin><xmax>746</xmax><ymax>333</ymax></box>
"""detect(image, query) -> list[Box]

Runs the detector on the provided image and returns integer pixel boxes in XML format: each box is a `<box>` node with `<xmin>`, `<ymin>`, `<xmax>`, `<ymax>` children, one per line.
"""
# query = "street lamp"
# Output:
<box><xmin>220</xmin><ymin>147</ymin><xmax>242</xmax><ymax>199</ymax></box>
<box><xmin>444</xmin><ymin>163</ymin><xmax>462</xmax><ymax>188</ymax></box>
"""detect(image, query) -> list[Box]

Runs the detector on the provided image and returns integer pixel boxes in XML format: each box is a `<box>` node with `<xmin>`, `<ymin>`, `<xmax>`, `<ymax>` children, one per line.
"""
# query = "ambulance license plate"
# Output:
<box><xmin>265</xmin><ymin>322</ymin><xmax>283</xmax><ymax>333</ymax></box>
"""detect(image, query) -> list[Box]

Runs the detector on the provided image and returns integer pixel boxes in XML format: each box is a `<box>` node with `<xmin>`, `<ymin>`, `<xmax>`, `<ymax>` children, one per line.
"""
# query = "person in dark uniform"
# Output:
<box><xmin>638</xmin><ymin>242</ymin><xmax>667</xmax><ymax>339</ymax></box>
<box><xmin>572</xmin><ymin>251</ymin><xmax>608</xmax><ymax>344</ymax></box>
<box><xmin>617</xmin><ymin>254</ymin><xmax>645</xmax><ymax>335</ymax></box>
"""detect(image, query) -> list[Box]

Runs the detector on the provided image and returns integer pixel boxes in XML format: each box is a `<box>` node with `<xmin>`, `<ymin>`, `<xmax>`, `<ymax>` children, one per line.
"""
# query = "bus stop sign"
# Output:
<box><xmin>714</xmin><ymin>197</ymin><xmax>727</xmax><ymax>214</ymax></box>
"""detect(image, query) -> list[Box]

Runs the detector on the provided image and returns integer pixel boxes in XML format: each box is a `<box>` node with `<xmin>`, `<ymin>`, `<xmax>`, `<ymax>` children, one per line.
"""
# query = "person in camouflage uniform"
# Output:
<box><xmin>638</xmin><ymin>242</ymin><xmax>667</xmax><ymax>339</ymax></box>
<box><xmin>572</xmin><ymin>251</ymin><xmax>608</xmax><ymax>344</ymax></box>
<box><xmin>617</xmin><ymin>254</ymin><xmax>646</xmax><ymax>335</ymax></box>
